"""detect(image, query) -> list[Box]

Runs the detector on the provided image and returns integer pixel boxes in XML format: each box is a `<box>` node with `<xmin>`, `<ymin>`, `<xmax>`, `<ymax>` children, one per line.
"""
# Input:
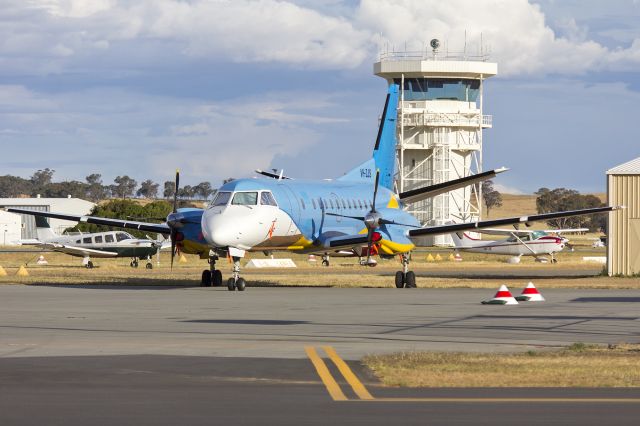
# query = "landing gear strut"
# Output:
<box><xmin>395</xmin><ymin>253</ymin><xmax>416</xmax><ymax>288</ymax></box>
<box><xmin>130</xmin><ymin>258</ymin><xmax>139</xmax><ymax>268</ymax></box>
<box><xmin>201</xmin><ymin>254</ymin><xmax>223</xmax><ymax>287</ymax></box>
<box><xmin>227</xmin><ymin>256</ymin><xmax>246</xmax><ymax>291</ymax></box>
<box><xmin>83</xmin><ymin>256</ymin><xmax>94</xmax><ymax>269</ymax></box>
<box><xmin>321</xmin><ymin>254</ymin><xmax>330</xmax><ymax>267</ymax></box>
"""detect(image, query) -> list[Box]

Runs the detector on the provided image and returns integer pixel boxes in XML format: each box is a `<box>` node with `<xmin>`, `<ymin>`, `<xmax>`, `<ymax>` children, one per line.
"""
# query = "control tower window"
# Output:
<box><xmin>394</xmin><ymin>78</ymin><xmax>480</xmax><ymax>102</ymax></box>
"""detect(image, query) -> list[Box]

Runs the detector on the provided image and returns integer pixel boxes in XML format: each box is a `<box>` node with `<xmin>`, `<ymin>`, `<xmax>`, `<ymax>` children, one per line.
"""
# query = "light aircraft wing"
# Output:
<box><xmin>408</xmin><ymin>206</ymin><xmax>621</xmax><ymax>238</ymax></box>
<box><xmin>399</xmin><ymin>167</ymin><xmax>508</xmax><ymax>204</ymax></box>
<box><xmin>5</xmin><ymin>208</ymin><xmax>171</xmax><ymax>235</ymax></box>
<box><xmin>473</xmin><ymin>228</ymin><xmax>534</xmax><ymax>236</ymax></box>
<box><xmin>543</xmin><ymin>228</ymin><xmax>590</xmax><ymax>234</ymax></box>
<box><xmin>41</xmin><ymin>243</ymin><xmax>119</xmax><ymax>258</ymax></box>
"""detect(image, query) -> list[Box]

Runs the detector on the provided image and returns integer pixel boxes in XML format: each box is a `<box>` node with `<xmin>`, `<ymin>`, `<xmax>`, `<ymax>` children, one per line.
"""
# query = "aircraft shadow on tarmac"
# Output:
<box><xmin>182</xmin><ymin>319</ymin><xmax>310</xmax><ymax>325</ymax></box>
<box><xmin>571</xmin><ymin>297</ymin><xmax>640</xmax><ymax>303</ymax></box>
<box><xmin>27</xmin><ymin>279</ymin><xmax>331</xmax><ymax>289</ymax></box>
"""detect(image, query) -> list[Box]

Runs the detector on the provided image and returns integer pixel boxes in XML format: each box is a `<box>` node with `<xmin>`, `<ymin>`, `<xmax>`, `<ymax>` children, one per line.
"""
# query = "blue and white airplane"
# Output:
<box><xmin>6</xmin><ymin>84</ymin><xmax>620</xmax><ymax>291</ymax></box>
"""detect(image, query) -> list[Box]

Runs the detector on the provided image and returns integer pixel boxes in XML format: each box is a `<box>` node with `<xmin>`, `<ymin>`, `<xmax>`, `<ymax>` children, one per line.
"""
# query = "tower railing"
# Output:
<box><xmin>378</xmin><ymin>49</ymin><xmax>491</xmax><ymax>62</ymax></box>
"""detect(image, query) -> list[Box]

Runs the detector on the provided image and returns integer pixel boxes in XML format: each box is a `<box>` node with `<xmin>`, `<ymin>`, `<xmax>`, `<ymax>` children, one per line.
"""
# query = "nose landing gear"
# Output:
<box><xmin>227</xmin><ymin>256</ymin><xmax>246</xmax><ymax>291</ymax></box>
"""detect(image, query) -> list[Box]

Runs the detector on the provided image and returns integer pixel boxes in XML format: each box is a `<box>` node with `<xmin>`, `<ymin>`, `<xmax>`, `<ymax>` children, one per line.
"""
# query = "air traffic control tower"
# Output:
<box><xmin>374</xmin><ymin>39</ymin><xmax>497</xmax><ymax>246</ymax></box>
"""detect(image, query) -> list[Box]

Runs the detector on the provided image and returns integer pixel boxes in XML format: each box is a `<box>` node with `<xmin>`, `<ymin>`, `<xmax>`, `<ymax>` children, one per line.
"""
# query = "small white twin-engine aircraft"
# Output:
<box><xmin>17</xmin><ymin>214</ymin><xmax>162</xmax><ymax>269</ymax></box>
<box><xmin>449</xmin><ymin>227</ymin><xmax>589</xmax><ymax>263</ymax></box>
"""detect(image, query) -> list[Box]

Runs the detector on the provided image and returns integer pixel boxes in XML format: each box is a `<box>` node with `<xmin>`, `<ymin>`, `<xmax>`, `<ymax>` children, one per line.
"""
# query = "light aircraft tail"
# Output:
<box><xmin>450</xmin><ymin>231</ymin><xmax>485</xmax><ymax>248</ymax></box>
<box><xmin>34</xmin><ymin>215</ymin><xmax>57</xmax><ymax>241</ymax></box>
<box><xmin>338</xmin><ymin>83</ymin><xmax>399</xmax><ymax>189</ymax></box>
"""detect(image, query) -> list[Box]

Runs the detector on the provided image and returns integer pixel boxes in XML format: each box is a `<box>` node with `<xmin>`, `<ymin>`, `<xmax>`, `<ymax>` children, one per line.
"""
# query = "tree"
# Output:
<box><xmin>194</xmin><ymin>181</ymin><xmax>214</xmax><ymax>200</ymax></box>
<box><xmin>43</xmin><ymin>180</ymin><xmax>87</xmax><ymax>198</ymax></box>
<box><xmin>0</xmin><ymin>175</ymin><xmax>32</xmax><ymax>197</ymax></box>
<box><xmin>85</xmin><ymin>174</ymin><xmax>107</xmax><ymax>202</ymax></box>
<box><xmin>163</xmin><ymin>181</ymin><xmax>176</xmax><ymax>199</ymax></box>
<box><xmin>482</xmin><ymin>180</ymin><xmax>503</xmax><ymax>216</ymax></box>
<box><xmin>535</xmin><ymin>187</ymin><xmax>604</xmax><ymax>230</ymax></box>
<box><xmin>137</xmin><ymin>179</ymin><xmax>159</xmax><ymax>199</ymax></box>
<box><xmin>30</xmin><ymin>168</ymin><xmax>55</xmax><ymax>195</ymax></box>
<box><xmin>111</xmin><ymin>175</ymin><xmax>137</xmax><ymax>199</ymax></box>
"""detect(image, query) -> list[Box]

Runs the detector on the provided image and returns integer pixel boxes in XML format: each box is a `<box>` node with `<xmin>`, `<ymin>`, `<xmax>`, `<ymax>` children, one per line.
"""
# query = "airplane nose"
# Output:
<box><xmin>202</xmin><ymin>209</ymin><xmax>240</xmax><ymax>248</ymax></box>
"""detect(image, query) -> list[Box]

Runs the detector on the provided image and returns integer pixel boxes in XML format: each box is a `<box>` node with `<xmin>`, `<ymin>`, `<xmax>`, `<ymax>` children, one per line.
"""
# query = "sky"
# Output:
<box><xmin>1</xmin><ymin>0</ymin><xmax>639</xmax><ymax>193</ymax></box>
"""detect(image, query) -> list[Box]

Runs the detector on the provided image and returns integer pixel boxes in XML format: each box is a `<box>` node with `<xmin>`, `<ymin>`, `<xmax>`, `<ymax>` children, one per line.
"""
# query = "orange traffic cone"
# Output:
<box><xmin>0</xmin><ymin>265</ymin><xmax>7</xmax><ymax>276</ymax></box>
<box><xmin>16</xmin><ymin>265</ymin><xmax>29</xmax><ymax>277</ymax></box>
<box><xmin>516</xmin><ymin>282</ymin><xmax>545</xmax><ymax>302</ymax></box>
<box><xmin>482</xmin><ymin>284</ymin><xmax>518</xmax><ymax>305</ymax></box>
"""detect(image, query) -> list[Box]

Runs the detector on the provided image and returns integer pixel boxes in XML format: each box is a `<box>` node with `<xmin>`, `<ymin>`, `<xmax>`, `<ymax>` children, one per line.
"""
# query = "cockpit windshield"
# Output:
<box><xmin>531</xmin><ymin>231</ymin><xmax>547</xmax><ymax>240</ymax></box>
<box><xmin>116</xmin><ymin>232</ymin><xmax>133</xmax><ymax>242</ymax></box>
<box><xmin>232</xmin><ymin>192</ymin><xmax>258</xmax><ymax>206</ymax></box>
<box><xmin>210</xmin><ymin>191</ymin><xmax>232</xmax><ymax>207</ymax></box>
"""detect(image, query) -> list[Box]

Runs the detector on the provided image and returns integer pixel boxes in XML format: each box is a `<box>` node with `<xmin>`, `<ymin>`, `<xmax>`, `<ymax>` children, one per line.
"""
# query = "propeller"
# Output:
<box><xmin>169</xmin><ymin>170</ymin><xmax>180</xmax><ymax>269</ymax></box>
<box><xmin>362</xmin><ymin>170</ymin><xmax>381</xmax><ymax>266</ymax></box>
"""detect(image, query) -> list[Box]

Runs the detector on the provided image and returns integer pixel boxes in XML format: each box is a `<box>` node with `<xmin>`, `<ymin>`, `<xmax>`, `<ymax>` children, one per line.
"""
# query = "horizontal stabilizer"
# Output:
<box><xmin>409</xmin><ymin>206</ymin><xmax>621</xmax><ymax>238</ymax></box>
<box><xmin>6</xmin><ymin>208</ymin><xmax>171</xmax><ymax>235</ymax></box>
<box><xmin>255</xmin><ymin>169</ymin><xmax>292</xmax><ymax>180</ymax></box>
<box><xmin>399</xmin><ymin>167</ymin><xmax>508</xmax><ymax>204</ymax></box>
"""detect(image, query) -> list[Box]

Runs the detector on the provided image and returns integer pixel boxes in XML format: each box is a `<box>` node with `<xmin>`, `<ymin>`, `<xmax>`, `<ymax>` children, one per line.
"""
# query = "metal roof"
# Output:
<box><xmin>607</xmin><ymin>157</ymin><xmax>640</xmax><ymax>175</ymax></box>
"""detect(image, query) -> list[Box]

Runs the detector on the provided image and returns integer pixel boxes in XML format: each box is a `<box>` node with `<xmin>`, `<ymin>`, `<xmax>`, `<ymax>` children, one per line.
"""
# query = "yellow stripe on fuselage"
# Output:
<box><xmin>378</xmin><ymin>238</ymin><xmax>414</xmax><ymax>255</ymax></box>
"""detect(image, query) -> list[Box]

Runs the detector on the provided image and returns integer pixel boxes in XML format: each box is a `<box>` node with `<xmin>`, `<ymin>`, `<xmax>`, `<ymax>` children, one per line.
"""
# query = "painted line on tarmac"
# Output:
<box><xmin>305</xmin><ymin>345</ymin><xmax>640</xmax><ymax>404</ymax></box>
<box><xmin>304</xmin><ymin>346</ymin><xmax>347</xmax><ymax>401</ymax></box>
<box><xmin>323</xmin><ymin>345</ymin><xmax>374</xmax><ymax>400</ymax></box>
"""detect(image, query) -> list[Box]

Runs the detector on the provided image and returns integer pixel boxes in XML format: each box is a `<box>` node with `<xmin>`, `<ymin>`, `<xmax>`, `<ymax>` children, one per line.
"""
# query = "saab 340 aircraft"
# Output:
<box><xmin>7</xmin><ymin>84</ymin><xmax>621</xmax><ymax>290</ymax></box>
<box><xmin>449</xmin><ymin>227</ymin><xmax>590</xmax><ymax>263</ymax></box>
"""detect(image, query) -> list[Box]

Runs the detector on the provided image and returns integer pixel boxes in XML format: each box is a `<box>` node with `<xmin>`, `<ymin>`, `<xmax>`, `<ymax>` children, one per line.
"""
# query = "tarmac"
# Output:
<box><xmin>1</xmin><ymin>284</ymin><xmax>640</xmax><ymax>424</ymax></box>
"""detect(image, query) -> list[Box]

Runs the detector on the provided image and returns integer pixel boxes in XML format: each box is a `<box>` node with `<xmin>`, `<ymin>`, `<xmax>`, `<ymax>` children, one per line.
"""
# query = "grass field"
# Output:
<box><xmin>363</xmin><ymin>343</ymin><xmax>640</xmax><ymax>387</ymax></box>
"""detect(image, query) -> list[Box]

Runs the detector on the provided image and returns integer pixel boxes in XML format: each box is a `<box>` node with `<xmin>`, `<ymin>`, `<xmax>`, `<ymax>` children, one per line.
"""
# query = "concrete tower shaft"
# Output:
<box><xmin>374</xmin><ymin>47</ymin><xmax>497</xmax><ymax>246</ymax></box>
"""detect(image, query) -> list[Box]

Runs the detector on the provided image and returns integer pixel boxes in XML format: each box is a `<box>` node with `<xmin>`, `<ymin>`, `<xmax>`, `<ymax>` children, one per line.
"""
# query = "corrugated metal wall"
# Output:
<box><xmin>0</xmin><ymin>205</ymin><xmax>50</xmax><ymax>239</ymax></box>
<box><xmin>607</xmin><ymin>174</ymin><xmax>640</xmax><ymax>276</ymax></box>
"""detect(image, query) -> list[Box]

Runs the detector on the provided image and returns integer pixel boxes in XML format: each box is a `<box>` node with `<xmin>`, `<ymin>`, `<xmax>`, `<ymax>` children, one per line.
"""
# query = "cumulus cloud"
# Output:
<box><xmin>5</xmin><ymin>0</ymin><xmax>639</xmax><ymax>77</ymax></box>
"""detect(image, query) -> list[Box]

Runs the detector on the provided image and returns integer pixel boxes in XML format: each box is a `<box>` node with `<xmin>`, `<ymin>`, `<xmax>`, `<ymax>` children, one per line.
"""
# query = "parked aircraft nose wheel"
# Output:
<box><xmin>145</xmin><ymin>262</ymin><xmax>153</xmax><ymax>269</ymax></box>
<box><xmin>395</xmin><ymin>271</ymin><xmax>405</xmax><ymax>288</ymax></box>
<box><xmin>227</xmin><ymin>278</ymin><xmax>236</xmax><ymax>291</ymax></box>
<box><xmin>86</xmin><ymin>261</ymin><xmax>94</xmax><ymax>269</ymax></box>
<box><xmin>201</xmin><ymin>270</ymin><xmax>212</xmax><ymax>287</ymax></box>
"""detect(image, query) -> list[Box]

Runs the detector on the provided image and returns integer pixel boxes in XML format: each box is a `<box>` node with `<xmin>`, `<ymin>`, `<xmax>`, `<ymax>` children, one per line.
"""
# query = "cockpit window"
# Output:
<box><xmin>531</xmin><ymin>231</ymin><xmax>546</xmax><ymax>240</ymax></box>
<box><xmin>260</xmin><ymin>191</ymin><xmax>278</xmax><ymax>206</ymax></box>
<box><xmin>116</xmin><ymin>232</ymin><xmax>133</xmax><ymax>242</ymax></box>
<box><xmin>211</xmin><ymin>191</ymin><xmax>232</xmax><ymax>207</ymax></box>
<box><xmin>232</xmin><ymin>191</ymin><xmax>258</xmax><ymax>206</ymax></box>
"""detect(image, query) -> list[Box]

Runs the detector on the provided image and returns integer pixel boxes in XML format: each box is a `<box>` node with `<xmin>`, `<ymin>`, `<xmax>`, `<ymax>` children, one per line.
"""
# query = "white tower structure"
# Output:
<box><xmin>374</xmin><ymin>39</ymin><xmax>497</xmax><ymax>245</ymax></box>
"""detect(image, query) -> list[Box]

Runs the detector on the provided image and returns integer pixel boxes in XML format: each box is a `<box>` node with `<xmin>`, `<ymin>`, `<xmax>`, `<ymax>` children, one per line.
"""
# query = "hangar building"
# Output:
<box><xmin>607</xmin><ymin>157</ymin><xmax>640</xmax><ymax>276</ymax></box>
<box><xmin>0</xmin><ymin>210</ymin><xmax>22</xmax><ymax>245</ymax></box>
<box><xmin>0</xmin><ymin>197</ymin><xmax>95</xmax><ymax>243</ymax></box>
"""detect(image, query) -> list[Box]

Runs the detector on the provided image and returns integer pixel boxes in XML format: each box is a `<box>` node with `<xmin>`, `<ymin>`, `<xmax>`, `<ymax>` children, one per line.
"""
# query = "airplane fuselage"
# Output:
<box><xmin>457</xmin><ymin>235</ymin><xmax>564</xmax><ymax>257</ymax></box>
<box><xmin>201</xmin><ymin>177</ymin><xmax>420</xmax><ymax>255</ymax></box>
<box><xmin>44</xmin><ymin>230</ymin><xmax>159</xmax><ymax>258</ymax></box>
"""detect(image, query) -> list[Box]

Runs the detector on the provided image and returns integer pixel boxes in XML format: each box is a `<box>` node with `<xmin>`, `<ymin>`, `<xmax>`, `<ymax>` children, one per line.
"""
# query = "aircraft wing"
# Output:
<box><xmin>543</xmin><ymin>228</ymin><xmax>590</xmax><ymax>234</ymax></box>
<box><xmin>5</xmin><ymin>208</ymin><xmax>171</xmax><ymax>235</ymax></box>
<box><xmin>399</xmin><ymin>167</ymin><xmax>508</xmax><ymax>204</ymax></box>
<box><xmin>408</xmin><ymin>206</ymin><xmax>621</xmax><ymax>238</ymax></box>
<box><xmin>41</xmin><ymin>243</ymin><xmax>119</xmax><ymax>258</ymax></box>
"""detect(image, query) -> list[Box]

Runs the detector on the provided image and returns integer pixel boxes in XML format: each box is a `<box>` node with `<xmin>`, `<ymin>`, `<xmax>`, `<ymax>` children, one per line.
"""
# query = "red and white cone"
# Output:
<box><xmin>516</xmin><ymin>282</ymin><xmax>545</xmax><ymax>302</ymax></box>
<box><xmin>482</xmin><ymin>284</ymin><xmax>518</xmax><ymax>305</ymax></box>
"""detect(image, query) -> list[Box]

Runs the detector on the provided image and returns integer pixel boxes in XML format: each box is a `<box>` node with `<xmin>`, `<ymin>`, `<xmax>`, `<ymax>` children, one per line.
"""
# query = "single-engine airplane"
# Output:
<box><xmin>7</xmin><ymin>84</ymin><xmax>622</xmax><ymax>290</ymax></box>
<box><xmin>449</xmin><ymin>227</ymin><xmax>589</xmax><ymax>263</ymax></box>
<box><xmin>17</xmin><ymin>214</ymin><xmax>163</xmax><ymax>268</ymax></box>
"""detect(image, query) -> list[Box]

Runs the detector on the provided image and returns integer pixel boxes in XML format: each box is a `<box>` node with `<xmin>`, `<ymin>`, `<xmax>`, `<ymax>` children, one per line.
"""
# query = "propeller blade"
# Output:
<box><xmin>173</xmin><ymin>169</ymin><xmax>180</xmax><ymax>213</ymax></box>
<box><xmin>379</xmin><ymin>218</ymin><xmax>420</xmax><ymax>228</ymax></box>
<box><xmin>170</xmin><ymin>229</ymin><xmax>176</xmax><ymax>270</ymax></box>
<box><xmin>371</xmin><ymin>169</ymin><xmax>380</xmax><ymax>213</ymax></box>
<box><xmin>365</xmin><ymin>229</ymin><xmax>374</xmax><ymax>266</ymax></box>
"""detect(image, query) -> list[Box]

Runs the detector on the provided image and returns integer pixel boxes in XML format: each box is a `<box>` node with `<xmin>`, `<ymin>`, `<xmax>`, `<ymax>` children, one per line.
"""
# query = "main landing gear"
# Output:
<box><xmin>321</xmin><ymin>254</ymin><xmax>330</xmax><ymax>267</ymax></box>
<box><xmin>394</xmin><ymin>253</ymin><xmax>416</xmax><ymax>289</ymax></box>
<box><xmin>129</xmin><ymin>256</ymin><xmax>154</xmax><ymax>269</ymax></box>
<box><xmin>201</xmin><ymin>254</ymin><xmax>223</xmax><ymax>287</ymax></box>
<box><xmin>227</xmin><ymin>256</ymin><xmax>246</xmax><ymax>291</ymax></box>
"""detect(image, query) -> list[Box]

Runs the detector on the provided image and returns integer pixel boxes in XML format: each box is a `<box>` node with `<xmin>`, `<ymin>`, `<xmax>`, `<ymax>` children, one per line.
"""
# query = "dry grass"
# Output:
<box><xmin>363</xmin><ymin>343</ymin><xmax>640</xmax><ymax>387</ymax></box>
<box><xmin>0</xmin><ymin>247</ymin><xmax>637</xmax><ymax>289</ymax></box>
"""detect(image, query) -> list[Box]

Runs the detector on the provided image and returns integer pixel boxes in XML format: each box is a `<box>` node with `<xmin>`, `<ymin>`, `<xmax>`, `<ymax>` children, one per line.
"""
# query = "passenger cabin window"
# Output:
<box><xmin>83</xmin><ymin>237</ymin><xmax>91</xmax><ymax>244</ymax></box>
<box><xmin>232</xmin><ymin>191</ymin><xmax>258</xmax><ymax>206</ymax></box>
<box><xmin>260</xmin><ymin>191</ymin><xmax>277</xmax><ymax>206</ymax></box>
<box><xmin>329</xmin><ymin>199</ymin><xmax>334</xmax><ymax>209</ymax></box>
<box><xmin>116</xmin><ymin>232</ymin><xmax>132</xmax><ymax>242</ymax></box>
<box><xmin>211</xmin><ymin>191</ymin><xmax>232</xmax><ymax>207</ymax></box>
<box><xmin>347</xmin><ymin>199</ymin><xmax>352</xmax><ymax>209</ymax></box>
<box><xmin>312</xmin><ymin>199</ymin><xmax>317</xmax><ymax>209</ymax></box>
<box><xmin>94</xmin><ymin>236</ymin><xmax>103</xmax><ymax>244</ymax></box>
<box><xmin>105</xmin><ymin>234</ymin><xmax>114</xmax><ymax>243</ymax></box>
<box><xmin>76</xmin><ymin>239</ymin><xmax>81</xmax><ymax>244</ymax></box>
<box><xmin>341</xmin><ymin>199</ymin><xmax>347</xmax><ymax>209</ymax></box>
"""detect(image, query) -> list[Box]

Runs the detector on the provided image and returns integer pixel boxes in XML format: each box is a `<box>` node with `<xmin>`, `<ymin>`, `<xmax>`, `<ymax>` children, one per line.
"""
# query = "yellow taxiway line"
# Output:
<box><xmin>305</xmin><ymin>346</ymin><xmax>640</xmax><ymax>403</ymax></box>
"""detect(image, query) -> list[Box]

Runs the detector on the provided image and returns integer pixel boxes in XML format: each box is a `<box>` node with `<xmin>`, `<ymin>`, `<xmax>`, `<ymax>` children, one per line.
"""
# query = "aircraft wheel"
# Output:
<box><xmin>227</xmin><ymin>278</ymin><xmax>236</xmax><ymax>291</ymax></box>
<box><xmin>201</xmin><ymin>270</ymin><xmax>212</xmax><ymax>287</ymax></box>
<box><xmin>146</xmin><ymin>263</ymin><xmax>153</xmax><ymax>270</ymax></box>
<box><xmin>405</xmin><ymin>271</ymin><xmax>416</xmax><ymax>288</ymax></box>
<box><xmin>236</xmin><ymin>278</ymin><xmax>246</xmax><ymax>291</ymax></box>
<box><xmin>86</xmin><ymin>261</ymin><xmax>94</xmax><ymax>269</ymax></box>
<box><xmin>551</xmin><ymin>258</ymin><xmax>558</xmax><ymax>264</ymax></box>
<box><xmin>212</xmin><ymin>270</ymin><xmax>223</xmax><ymax>287</ymax></box>
<box><xmin>322</xmin><ymin>259</ymin><xmax>329</xmax><ymax>267</ymax></box>
<box><xmin>130</xmin><ymin>260</ymin><xmax>139</xmax><ymax>268</ymax></box>
<box><xmin>394</xmin><ymin>271</ymin><xmax>405</xmax><ymax>288</ymax></box>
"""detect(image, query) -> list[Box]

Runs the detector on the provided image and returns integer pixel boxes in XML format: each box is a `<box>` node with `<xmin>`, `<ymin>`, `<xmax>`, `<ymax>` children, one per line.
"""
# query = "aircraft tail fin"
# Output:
<box><xmin>338</xmin><ymin>83</ymin><xmax>399</xmax><ymax>188</ymax></box>
<box><xmin>34</xmin><ymin>215</ymin><xmax>57</xmax><ymax>241</ymax></box>
<box><xmin>450</xmin><ymin>230</ymin><xmax>484</xmax><ymax>248</ymax></box>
